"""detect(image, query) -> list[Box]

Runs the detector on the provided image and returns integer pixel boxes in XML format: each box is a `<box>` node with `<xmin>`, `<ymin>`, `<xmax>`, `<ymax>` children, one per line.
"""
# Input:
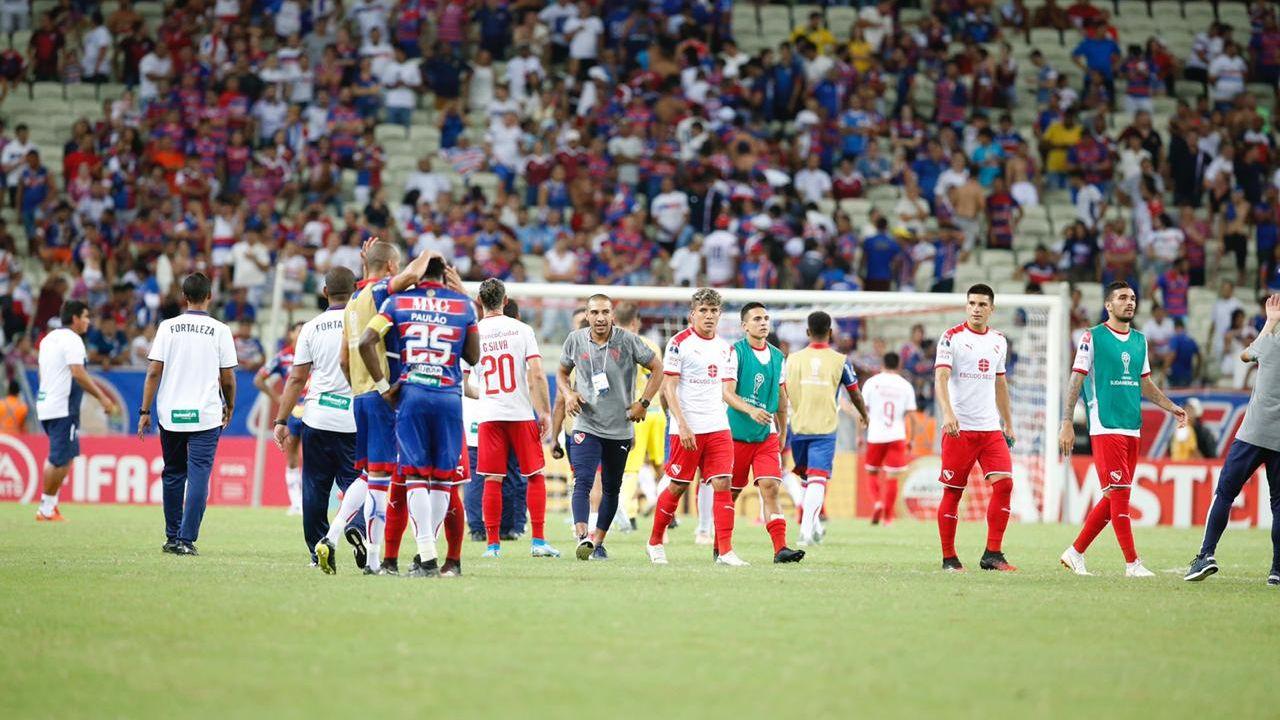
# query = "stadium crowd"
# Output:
<box><xmin>0</xmin><ymin>0</ymin><xmax>1278</xmax><ymax>402</ymax></box>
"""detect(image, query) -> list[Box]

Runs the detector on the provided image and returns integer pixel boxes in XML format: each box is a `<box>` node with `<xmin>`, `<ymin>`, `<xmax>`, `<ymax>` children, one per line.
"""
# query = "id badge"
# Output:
<box><xmin>592</xmin><ymin>371</ymin><xmax>610</xmax><ymax>396</ymax></box>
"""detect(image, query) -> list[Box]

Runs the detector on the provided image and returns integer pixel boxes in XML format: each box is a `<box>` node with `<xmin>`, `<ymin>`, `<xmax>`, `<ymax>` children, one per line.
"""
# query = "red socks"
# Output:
<box><xmin>985</xmin><ymin>478</ymin><xmax>1013</xmax><ymax>553</ymax></box>
<box><xmin>526</xmin><ymin>473</ymin><xmax>546</xmax><ymax>541</ymax></box>
<box><xmin>482</xmin><ymin>479</ymin><xmax>503</xmax><ymax>545</ymax></box>
<box><xmin>1073</xmin><ymin>494</ymin><xmax>1111</xmax><ymax>554</ymax></box>
<box><xmin>444</xmin><ymin>485</ymin><xmax>464</xmax><ymax>562</ymax></box>
<box><xmin>384</xmin><ymin>479</ymin><xmax>408</xmax><ymax>561</ymax></box>
<box><xmin>649</xmin><ymin>487</ymin><xmax>679</xmax><ymax>545</ymax></box>
<box><xmin>867</xmin><ymin>471</ymin><xmax>882</xmax><ymax>509</ymax></box>
<box><xmin>937</xmin><ymin>486</ymin><xmax>964</xmax><ymax>558</ymax></box>
<box><xmin>882</xmin><ymin>479</ymin><xmax>899</xmax><ymax>522</ymax></box>
<box><xmin>713</xmin><ymin>490</ymin><xmax>735</xmax><ymax>555</ymax></box>
<box><xmin>1109</xmin><ymin>487</ymin><xmax>1138</xmax><ymax>562</ymax></box>
<box><xmin>765</xmin><ymin>518</ymin><xmax>787</xmax><ymax>554</ymax></box>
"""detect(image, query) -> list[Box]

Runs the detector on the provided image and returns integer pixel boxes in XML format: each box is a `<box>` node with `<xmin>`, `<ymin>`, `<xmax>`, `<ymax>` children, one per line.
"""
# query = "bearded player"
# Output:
<box><xmin>724</xmin><ymin>302</ymin><xmax>804</xmax><ymax>563</ymax></box>
<box><xmin>1059</xmin><ymin>281</ymin><xmax>1186</xmax><ymax>577</ymax></box>
<box><xmin>861</xmin><ymin>351</ymin><xmax>917</xmax><ymax>525</ymax></box>
<box><xmin>647</xmin><ymin>288</ymin><xmax>747</xmax><ymax>567</ymax></box>
<box><xmin>934</xmin><ymin>284</ymin><xmax>1017</xmax><ymax>573</ymax></box>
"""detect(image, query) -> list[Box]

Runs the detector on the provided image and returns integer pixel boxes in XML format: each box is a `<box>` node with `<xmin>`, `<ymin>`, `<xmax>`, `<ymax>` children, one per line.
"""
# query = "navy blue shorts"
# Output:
<box><xmin>791</xmin><ymin>433</ymin><xmax>837</xmax><ymax>481</ymax></box>
<box><xmin>286</xmin><ymin>414</ymin><xmax>304</xmax><ymax>438</ymax></box>
<box><xmin>395</xmin><ymin>386</ymin><xmax>463</xmax><ymax>482</ymax></box>
<box><xmin>42</xmin><ymin>416</ymin><xmax>80</xmax><ymax>467</ymax></box>
<box><xmin>354</xmin><ymin>391</ymin><xmax>397</xmax><ymax>475</ymax></box>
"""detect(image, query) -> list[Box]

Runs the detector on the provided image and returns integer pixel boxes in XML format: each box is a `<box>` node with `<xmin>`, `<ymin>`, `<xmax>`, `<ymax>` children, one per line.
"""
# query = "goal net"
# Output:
<box><xmin>490</xmin><ymin>283</ymin><xmax>1068</xmax><ymax>524</ymax></box>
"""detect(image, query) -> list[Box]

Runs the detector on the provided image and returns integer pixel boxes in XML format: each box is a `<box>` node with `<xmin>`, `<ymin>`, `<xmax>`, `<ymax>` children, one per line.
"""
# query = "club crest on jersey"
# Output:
<box><xmin>977</xmin><ymin>358</ymin><xmax>990</xmax><ymax>373</ymax></box>
<box><xmin>1120</xmin><ymin>351</ymin><xmax>1132</xmax><ymax>376</ymax></box>
<box><xmin>670</xmin><ymin>463</ymin><xmax>682</xmax><ymax>475</ymax></box>
<box><xmin>707</xmin><ymin>364</ymin><xmax>718</xmax><ymax>378</ymax></box>
<box><xmin>1110</xmin><ymin>470</ymin><xmax>1122</xmax><ymax>482</ymax></box>
<box><xmin>573</xmin><ymin>432</ymin><xmax>585</xmax><ymax>444</ymax></box>
<box><xmin>942</xmin><ymin>469</ymin><xmax>954</xmax><ymax>481</ymax></box>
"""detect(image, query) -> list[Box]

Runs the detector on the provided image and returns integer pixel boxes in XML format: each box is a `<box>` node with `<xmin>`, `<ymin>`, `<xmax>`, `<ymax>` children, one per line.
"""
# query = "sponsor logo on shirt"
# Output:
<box><xmin>171</xmin><ymin>409</ymin><xmax>200</xmax><ymax>424</ymax></box>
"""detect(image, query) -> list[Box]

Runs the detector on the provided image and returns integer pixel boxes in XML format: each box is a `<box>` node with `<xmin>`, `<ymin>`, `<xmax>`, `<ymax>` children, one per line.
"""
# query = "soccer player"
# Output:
<box><xmin>360</xmin><ymin>256</ymin><xmax>478</xmax><ymax>577</ymax></box>
<box><xmin>786</xmin><ymin>311</ymin><xmax>869</xmax><ymax>547</ymax></box>
<box><xmin>558</xmin><ymin>294</ymin><xmax>662</xmax><ymax>560</ymax></box>
<box><xmin>139</xmin><ymin>274</ymin><xmax>236</xmax><ymax>556</ymax></box>
<box><xmin>861</xmin><ymin>352</ymin><xmax>917</xmax><ymax>526</ymax></box>
<box><xmin>340</xmin><ymin>240</ymin><xmax>401</xmax><ymax>574</ymax></box>
<box><xmin>618</xmin><ymin>302</ymin><xmax>665</xmax><ymax>521</ymax></box>
<box><xmin>475</xmin><ymin>278</ymin><xmax>558</xmax><ymax>559</ymax></box>
<box><xmin>933</xmin><ymin>284</ymin><xmax>1017</xmax><ymax>572</ymax></box>
<box><xmin>725</xmin><ymin>301</ymin><xmax>804</xmax><ymax>563</ymax></box>
<box><xmin>254</xmin><ymin>321</ymin><xmax>304</xmax><ymax>515</ymax></box>
<box><xmin>274</xmin><ymin>267</ymin><xmax>364</xmax><ymax>572</ymax></box>
<box><xmin>1185</xmin><ymin>294</ymin><xmax>1280</xmax><ymax>583</ymax></box>
<box><xmin>34</xmin><ymin>301</ymin><xmax>118</xmax><ymax>521</ymax></box>
<box><xmin>1060</xmin><ymin>282</ymin><xmax>1186</xmax><ymax>577</ymax></box>
<box><xmin>646</xmin><ymin>288</ymin><xmax>748</xmax><ymax>567</ymax></box>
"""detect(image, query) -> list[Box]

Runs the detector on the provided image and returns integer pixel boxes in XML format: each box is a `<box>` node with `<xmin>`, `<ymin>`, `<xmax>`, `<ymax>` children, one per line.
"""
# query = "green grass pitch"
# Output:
<box><xmin>2</xmin><ymin>503</ymin><xmax>1277</xmax><ymax>719</ymax></box>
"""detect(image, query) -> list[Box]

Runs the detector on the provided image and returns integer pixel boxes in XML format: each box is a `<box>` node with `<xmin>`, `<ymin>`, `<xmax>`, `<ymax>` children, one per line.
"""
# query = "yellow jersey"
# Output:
<box><xmin>344</xmin><ymin>277</ymin><xmax>393</xmax><ymax>395</ymax></box>
<box><xmin>785</xmin><ymin>344</ymin><xmax>859</xmax><ymax>436</ymax></box>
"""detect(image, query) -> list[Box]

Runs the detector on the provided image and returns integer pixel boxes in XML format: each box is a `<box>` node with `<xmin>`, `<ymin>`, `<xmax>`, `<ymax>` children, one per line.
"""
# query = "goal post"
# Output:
<box><xmin>472</xmin><ymin>282</ymin><xmax>1069</xmax><ymax>523</ymax></box>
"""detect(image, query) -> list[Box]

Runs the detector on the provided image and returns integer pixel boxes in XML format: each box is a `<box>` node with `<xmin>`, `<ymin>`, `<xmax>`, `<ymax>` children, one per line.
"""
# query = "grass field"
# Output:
<box><xmin>2</xmin><ymin>503</ymin><xmax>1278</xmax><ymax>719</ymax></box>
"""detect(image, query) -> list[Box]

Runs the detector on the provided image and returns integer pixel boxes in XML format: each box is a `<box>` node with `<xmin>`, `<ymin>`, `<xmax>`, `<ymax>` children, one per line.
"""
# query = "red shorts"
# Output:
<box><xmin>731</xmin><ymin>435</ymin><xmax>783</xmax><ymax>490</ymax></box>
<box><xmin>938</xmin><ymin>430</ymin><xmax>1012</xmax><ymax>488</ymax></box>
<box><xmin>477</xmin><ymin>420</ymin><xmax>544</xmax><ymax>477</ymax></box>
<box><xmin>864</xmin><ymin>440</ymin><xmax>910</xmax><ymax>472</ymax></box>
<box><xmin>1092</xmin><ymin>433</ymin><xmax>1139</xmax><ymax>489</ymax></box>
<box><xmin>665</xmin><ymin>429</ymin><xmax>733</xmax><ymax>482</ymax></box>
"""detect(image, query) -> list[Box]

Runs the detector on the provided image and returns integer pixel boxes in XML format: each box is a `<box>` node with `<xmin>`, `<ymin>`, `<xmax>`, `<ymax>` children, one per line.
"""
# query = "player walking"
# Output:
<box><xmin>360</xmin><ymin>256</ymin><xmax>478</xmax><ymax>577</ymax></box>
<box><xmin>475</xmin><ymin>279</ymin><xmax>559</xmax><ymax>559</ymax></box>
<box><xmin>34</xmin><ymin>301</ymin><xmax>118</xmax><ymax>521</ymax></box>
<box><xmin>785</xmin><ymin>311</ymin><xmax>869</xmax><ymax>547</ymax></box>
<box><xmin>861</xmin><ymin>352</ymin><xmax>917</xmax><ymax>525</ymax></box>
<box><xmin>1059</xmin><ymin>282</ymin><xmax>1187</xmax><ymax>577</ymax></box>
<box><xmin>646</xmin><ymin>288</ymin><xmax>748</xmax><ymax>566</ymax></box>
<box><xmin>1185</xmin><ymin>294</ymin><xmax>1280</xmax><ymax>583</ymax></box>
<box><xmin>724</xmin><ymin>302</ymin><xmax>804</xmax><ymax>563</ymax></box>
<box><xmin>933</xmin><ymin>284</ymin><xmax>1017</xmax><ymax>572</ymax></box>
<box><xmin>254</xmin><ymin>322</ymin><xmax>305</xmax><ymax>515</ymax></box>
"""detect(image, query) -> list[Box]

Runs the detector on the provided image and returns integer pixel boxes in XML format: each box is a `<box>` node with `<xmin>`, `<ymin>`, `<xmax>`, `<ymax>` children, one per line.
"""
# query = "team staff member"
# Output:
<box><xmin>36</xmin><ymin>300</ymin><xmax>119</xmax><ymax>522</ymax></box>
<box><xmin>559</xmin><ymin>294</ymin><xmax>662</xmax><ymax>561</ymax></box>
<box><xmin>138</xmin><ymin>275</ymin><xmax>236</xmax><ymax>556</ymax></box>
<box><xmin>274</xmin><ymin>267</ymin><xmax>362</xmax><ymax>572</ymax></box>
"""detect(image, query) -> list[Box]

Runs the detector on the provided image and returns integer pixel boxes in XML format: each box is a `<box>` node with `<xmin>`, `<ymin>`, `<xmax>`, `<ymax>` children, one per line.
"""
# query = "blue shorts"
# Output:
<box><xmin>395</xmin><ymin>386</ymin><xmax>464</xmax><ymax>483</ymax></box>
<box><xmin>42</xmin><ymin>416</ymin><xmax>80</xmax><ymax>467</ymax></box>
<box><xmin>791</xmin><ymin>433</ymin><xmax>836</xmax><ymax>482</ymax></box>
<box><xmin>286</xmin><ymin>414</ymin><xmax>304</xmax><ymax>438</ymax></box>
<box><xmin>354</xmin><ymin>391</ymin><xmax>397</xmax><ymax>477</ymax></box>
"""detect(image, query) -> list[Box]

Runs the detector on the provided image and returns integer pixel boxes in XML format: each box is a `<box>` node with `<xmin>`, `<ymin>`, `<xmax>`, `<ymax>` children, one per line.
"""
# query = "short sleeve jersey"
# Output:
<box><xmin>1238</xmin><ymin>333</ymin><xmax>1280</xmax><ymax>452</ymax></box>
<box><xmin>476</xmin><ymin>314</ymin><xmax>541</xmax><ymax>422</ymax></box>
<box><xmin>784</xmin><ymin>343</ymin><xmax>858</xmax><ymax>436</ymax></box>
<box><xmin>663</xmin><ymin>327</ymin><xmax>735</xmax><ymax>435</ymax></box>
<box><xmin>861</xmin><ymin>371</ymin><xmax>918</xmax><ymax>444</ymax></box>
<box><xmin>148</xmin><ymin>311</ymin><xmax>238</xmax><ymax>432</ymax></box>
<box><xmin>294</xmin><ymin>307</ymin><xmax>356</xmax><ymax>433</ymax></box>
<box><xmin>36</xmin><ymin>328</ymin><xmax>88</xmax><ymax>421</ymax></box>
<box><xmin>935</xmin><ymin>323</ymin><xmax>1007</xmax><ymax>432</ymax></box>
<box><xmin>368</xmin><ymin>282</ymin><xmax>477</xmax><ymax>395</ymax></box>
<box><xmin>1072</xmin><ymin>323</ymin><xmax>1151</xmax><ymax>437</ymax></box>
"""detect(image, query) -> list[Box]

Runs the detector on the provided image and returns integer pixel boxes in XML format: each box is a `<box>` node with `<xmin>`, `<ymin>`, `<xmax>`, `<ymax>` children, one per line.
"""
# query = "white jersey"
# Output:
<box><xmin>476</xmin><ymin>315</ymin><xmax>541</xmax><ymax>423</ymax></box>
<box><xmin>294</xmin><ymin>307</ymin><xmax>355</xmax><ymax>433</ymax></box>
<box><xmin>36</xmin><ymin>328</ymin><xmax>88</xmax><ymax>421</ymax></box>
<box><xmin>462</xmin><ymin>361</ymin><xmax>480</xmax><ymax>446</ymax></box>
<box><xmin>149</xmin><ymin>311</ymin><xmax>238</xmax><ymax>432</ymax></box>
<box><xmin>663</xmin><ymin>327</ymin><xmax>736</xmax><ymax>435</ymax></box>
<box><xmin>861</xmin><ymin>371</ymin><xmax>917</xmax><ymax>444</ymax></box>
<box><xmin>935</xmin><ymin>322</ymin><xmax>1007</xmax><ymax>432</ymax></box>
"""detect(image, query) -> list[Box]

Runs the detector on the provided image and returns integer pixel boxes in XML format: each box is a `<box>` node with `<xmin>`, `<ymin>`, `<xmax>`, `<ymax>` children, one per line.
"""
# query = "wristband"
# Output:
<box><xmin>274</xmin><ymin>419</ymin><xmax>288</xmax><ymax>427</ymax></box>
<box><xmin>374</xmin><ymin>379</ymin><xmax>391</xmax><ymax>394</ymax></box>
<box><xmin>138</xmin><ymin>410</ymin><xmax>150</xmax><ymax>415</ymax></box>
<box><xmin>639</xmin><ymin>398</ymin><xmax>651</xmax><ymax>408</ymax></box>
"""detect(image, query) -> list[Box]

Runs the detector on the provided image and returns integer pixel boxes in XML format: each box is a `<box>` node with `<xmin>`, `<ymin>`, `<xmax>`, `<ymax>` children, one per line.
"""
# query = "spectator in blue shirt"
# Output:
<box><xmin>1072</xmin><ymin>21</ymin><xmax>1121</xmax><ymax>108</ymax></box>
<box><xmin>970</xmin><ymin>128</ymin><xmax>1006</xmax><ymax>188</ymax></box>
<box><xmin>85</xmin><ymin>314</ymin><xmax>128</xmax><ymax>368</ymax></box>
<box><xmin>911</xmin><ymin>140</ymin><xmax>948</xmax><ymax>210</ymax></box>
<box><xmin>223</xmin><ymin>288</ymin><xmax>258</xmax><ymax>324</ymax></box>
<box><xmin>860</xmin><ymin>216</ymin><xmax>900</xmax><ymax>292</ymax></box>
<box><xmin>1164</xmin><ymin>318</ymin><xmax>1201</xmax><ymax>388</ymax></box>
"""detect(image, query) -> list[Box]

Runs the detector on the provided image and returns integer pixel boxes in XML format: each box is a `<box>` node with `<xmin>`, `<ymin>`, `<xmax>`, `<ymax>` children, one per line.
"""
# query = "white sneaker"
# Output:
<box><xmin>1060</xmin><ymin>547</ymin><xmax>1092</xmax><ymax>576</ymax></box>
<box><xmin>813</xmin><ymin>522</ymin><xmax>826</xmax><ymax>544</ymax></box>
<box><xmin>715</xmin><ymin>551</ymin><xmax>749</xmax><ymax>567</ymax></box>
<box><xmin>694</xmin><ymin>531</ymin><xmax>714</xmax><ymax>546</ymax></box>
<box><xmin>797</xmin><ymin>533</ymin><xmax>811</xmax><ymax>547</ymax></box>
<box><xmin>646</xmin><ymin>543</ymin><xmax>668</xmax><ymax>565</ymax></box>
<box><xmin>1125</xmin><ymin>559</ymin><xmax>1156</xmax><ymax>577</ymax></box>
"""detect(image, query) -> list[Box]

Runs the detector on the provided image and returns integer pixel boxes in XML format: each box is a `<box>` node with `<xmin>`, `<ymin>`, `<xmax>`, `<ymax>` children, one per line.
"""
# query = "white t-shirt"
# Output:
<box><xmin>701</xmin><ymin>230</ymin><xmax>739</xmax><ymax>286</ymax></box>
<box><xmin>36</xmin><ymin>328</ymin><xmax>88</xmax><ymax>421</ymax></box>
<box><xmin>1075</xmin><ymin>183</ymin><xmax>1105</xmax><ymax>229</ymax></box>
<box><xmin>861</xmin><ymin>371</ymin><xmax>917</xmax><ymax>444</ymax></box>
<box><xmin>935</xmin><ymin>323</ymin><xmax>1007</xmax><ymax>432</ymax></box>
<box><xmin>462</xmin><ymin>362</ymin><xmax>481</xmax><ymax>446</ymax></box>
<box><xmin>1142</xmin><ymin>317</ymin><xmax>1175</xmax><ymax>351</ymax></box>
<box><xmin>669</xmin><ymin>246</ymin><xmax>701</xmax><ymax>287</ymax></box>
<box><xmin>380</xmin><ymin>60</ymin><xmax>421</xmax><ymax>109</ymax></box>
<box><xmin>485</xmin><ymin>123</ymin><xmax>523</xmax><ymax>168</ymax></box>
<box><xmin>1209</xmin><ymin>54</ymin><xmax>1247</xmax><ymax>102</ymax></box>
<box><xmin>794</xmin><ymin>168</ymin><xmax>833</xmax><ymax>204</ymax></box>
<box><xmin>294</xmin><ymin>307</ymin><xmax>355</xmax><ymax>433</ymax></box>
<box><xmin>650</xmin><ymin>191</ymin><xmax>689</xmax><ymax>235</ymax></box>
<box><xmin>81</xmin><ymin>25</ymin><xmax>113</xmax><ymax>76</ymax></box>
<box><xmin>1149</xmin><ymin>228</ymin><xmax>1184</xmax><ymax>263</ymax></box>
<box><xmin>231</xmin><ymin>240</ymin><xmax>270</xmax><ymax>290</ymax></box>
<box><xmin>1</xmin><ymin>139</ymin><xmax>35</xmax><ymax>185</ymax></box>
<box><xmin>476</xmin><ymin>315</ymin><xmax>541</xmax><ymax>423</ymax></box>
<box><xmin>148</xmin><ymin>312</ymin><xmax>237</xmax><ymax>432</ymax></box>
<box><xmin>565</xmin><ymin>15</ymin><xmax>603</xmax><ymax>60</ymax></box>
<box><xmin>137</xmin><ymin>52</ymin><xmax>173</xmax><ymax>100</ymax></box>
<box><xmin>252</xmin><ymin>99</ymin><xmax>288</xmax><ymax>141</ymax></box>
<box><xmin>663</xmin><ymin>327</ymin><xmax>735</xmax><ymax>435</ymax></box>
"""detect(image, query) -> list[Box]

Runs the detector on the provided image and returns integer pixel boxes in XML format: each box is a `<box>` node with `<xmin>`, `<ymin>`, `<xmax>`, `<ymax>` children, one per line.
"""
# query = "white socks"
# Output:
<box><xmin>430</xmin><ymin>487</ymin><xmax>450</xmax><ymax>538</ymax></box>
<box><xmin>697</xmin><ymin>482</ymin><xmax>714</xmax><ymax>535</ymax></box>
<box><xmin>407</xmin><ymin>487</ymin><xmax>438</xmax><ymax>562</ymax></box>
<box><xmin>612</xmin><ymin>497</ymin><xmax>631</xmax><ymax>531</ymax></box>
<box><xmin>364</xmin><ymin>482</ymin><xmax>388</xmax><ymax>568</ymax></box>
<box><xmin>783</xmin><ymin>472</ymin><xmax>804</xmax><ymax>506</ymax></box>
<box><xmin>800</xmin><ymin>481</ymin><xmax>826</xmax><ymax>540</ymax></box>
<box><xmin>285</xmin><ymin>467</ymin><xmax>302</xmax><ymax>511</ymax></box>
<box><xmin>39</xmin><ymin>493</ymin><xmax>58</xmax><ymax>515</ymax></box>
<box><xmin>325</xmin><ymin>476</ymin><xmax>368</xmax><ymax>544</ymax></box>
<box><xmin>637</xmin><ymin>465</ymin><xmax>657</xmax><ymax>502</ymax></box>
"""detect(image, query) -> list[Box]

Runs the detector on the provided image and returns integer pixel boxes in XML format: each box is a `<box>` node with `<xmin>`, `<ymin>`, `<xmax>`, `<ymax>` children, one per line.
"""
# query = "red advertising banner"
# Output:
<box><xmin>0</xmin><ymin>434</ymin><xmax>291</xmax><ymax>507</ymax></box>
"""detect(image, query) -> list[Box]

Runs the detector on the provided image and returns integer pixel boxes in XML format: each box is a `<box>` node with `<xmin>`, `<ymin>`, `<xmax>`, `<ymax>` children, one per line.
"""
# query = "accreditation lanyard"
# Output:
<box><xmin>587</xmin><ymin>333</ymin><xmax>611</xmax><ymax>400</ymax></box>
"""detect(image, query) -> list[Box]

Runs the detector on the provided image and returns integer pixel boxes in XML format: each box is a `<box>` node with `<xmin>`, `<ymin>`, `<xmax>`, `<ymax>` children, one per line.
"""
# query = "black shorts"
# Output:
<box><xmin>1224</xmin><ymin>233</ymin><xmax>1247</xmax><ymax>271</ymax></box>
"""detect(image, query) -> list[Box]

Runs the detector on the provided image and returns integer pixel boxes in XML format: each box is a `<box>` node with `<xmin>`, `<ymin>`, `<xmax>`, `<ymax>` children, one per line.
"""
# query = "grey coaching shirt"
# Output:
<box><xmin>1238</xmin><ymin>333</ymin><xmax>1280</xmax><ymax>452</ymax></box>
<box><xmin>560</xmin><ymin>327</ymin><xmax>656</xmax><ymax>441</ymax></box>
